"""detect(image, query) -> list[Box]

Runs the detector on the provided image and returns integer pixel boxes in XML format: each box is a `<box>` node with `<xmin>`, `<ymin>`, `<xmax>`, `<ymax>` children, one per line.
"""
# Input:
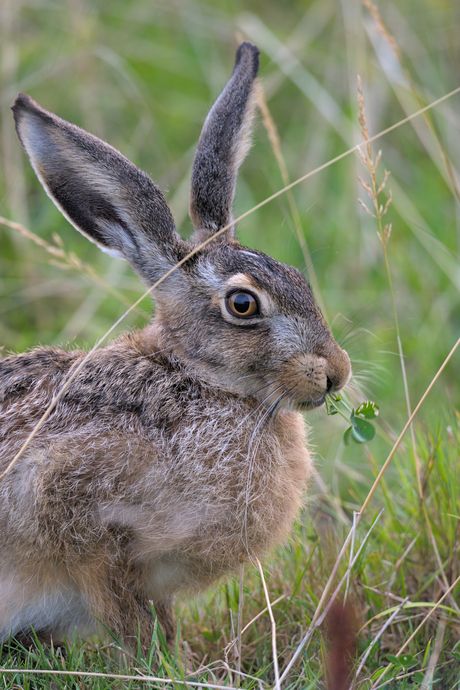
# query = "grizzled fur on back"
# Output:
<box><xmin>0</xmin><ymin>42</ymin><xmax>351</xmax><ymax>651</ymax></box>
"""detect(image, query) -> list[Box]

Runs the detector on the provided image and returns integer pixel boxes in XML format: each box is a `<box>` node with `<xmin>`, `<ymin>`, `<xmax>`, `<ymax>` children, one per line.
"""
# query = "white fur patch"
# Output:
<box><xmin>0</xmin><ymin>572</ymin><xmax>94</xmax><ymax>642</ymax></box>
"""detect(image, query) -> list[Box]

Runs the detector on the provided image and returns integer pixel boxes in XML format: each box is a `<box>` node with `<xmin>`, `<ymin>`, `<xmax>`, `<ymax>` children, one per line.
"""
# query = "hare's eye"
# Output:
<box><xmin>226</xmin><ymin>292</ymin><xmax>259</xmax><ymax>318</ymax></box>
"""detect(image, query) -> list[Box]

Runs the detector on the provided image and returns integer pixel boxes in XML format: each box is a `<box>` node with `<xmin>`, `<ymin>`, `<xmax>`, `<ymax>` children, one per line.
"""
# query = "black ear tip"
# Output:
<box><xmin>11</xmin><ymin>93</ymin><xmax>38</xmax><ymax>123</ymax></box>
<box><xmin>12</xmin><ymin>93</ymin><xmax>27</xmax><ymax>115</ymax></box>
<box><xmin>12</xmin><ymin>92</ymin><xmax>32</xmax><ymax>108</ymax></box>
<box><xmin>234</xmin><ymin>42</ymin><xmax>260</xmax><ymax>76</ymax></box>
<box><xmin>11</xmin><ymin>94</ymin><xmax>56</xmax><ymax>136</ymax></box>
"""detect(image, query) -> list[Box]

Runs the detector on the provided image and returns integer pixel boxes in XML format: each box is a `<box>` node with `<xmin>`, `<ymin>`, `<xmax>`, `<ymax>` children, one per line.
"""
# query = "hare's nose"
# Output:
<box><xmin>325</xmin><ymin>348</ymin><xmax>351</xmax><ymax>393</ymax></box>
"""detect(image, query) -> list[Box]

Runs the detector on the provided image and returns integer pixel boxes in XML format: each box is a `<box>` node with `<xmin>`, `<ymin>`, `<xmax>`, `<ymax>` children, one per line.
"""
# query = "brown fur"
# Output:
<box><xmin>0</xmin><ymin>42</ymin><xmax>351</xmax><ymax>652</ymax></box>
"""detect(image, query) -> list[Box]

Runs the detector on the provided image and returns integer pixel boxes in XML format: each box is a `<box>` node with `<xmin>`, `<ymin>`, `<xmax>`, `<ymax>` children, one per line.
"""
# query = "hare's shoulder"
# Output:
<box><xmin>0</xmin><ymin>347</ymin><xmax>83</xmax><ymax>436</ymax></box>
<box><xmin>62</xmin><ymin>334</ymin><xmax>211</xmax><ymax>432</ymax></box>
<box><xmin>0</xmin><ymin>347</ymin><xmax>81</xmax><ymax>400</ymax></box>
<box><xmin>0</xmin><ymin>334</ymin><xmax>200</xmax><ymax>427</ymax></box>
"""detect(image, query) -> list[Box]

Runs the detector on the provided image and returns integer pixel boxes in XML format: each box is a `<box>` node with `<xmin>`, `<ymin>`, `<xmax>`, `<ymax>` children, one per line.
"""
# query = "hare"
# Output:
<box><xmin>0</xmin><ymin>42</ymin><xmax>351</xmax><ymax>653</ymax></box>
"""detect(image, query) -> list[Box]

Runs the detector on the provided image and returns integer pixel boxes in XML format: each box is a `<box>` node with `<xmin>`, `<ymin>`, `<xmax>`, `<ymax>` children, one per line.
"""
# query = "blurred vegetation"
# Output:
<box><xmin>1</xmin><ymin>0</ymin><xmax>460</xmax><ymax>686</ymax></box>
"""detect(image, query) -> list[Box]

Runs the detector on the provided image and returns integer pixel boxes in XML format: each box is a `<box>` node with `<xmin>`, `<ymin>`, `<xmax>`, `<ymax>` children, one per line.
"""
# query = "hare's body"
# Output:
<box><xmin>0</xmin><ymin>326</ymin><xmax>309</xmax><ymax>645</ymax></box>
<box><xmin>1</xmin><ymin>43</ymin><xmax>350</xmax><ymax>650</ymax></box>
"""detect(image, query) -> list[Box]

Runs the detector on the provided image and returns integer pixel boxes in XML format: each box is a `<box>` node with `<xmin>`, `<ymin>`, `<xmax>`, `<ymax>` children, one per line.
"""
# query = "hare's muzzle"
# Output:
<box><xmin>263</xmin><ymin>345</ymin><xmax>351</xmax><ymax>412</ymax></box>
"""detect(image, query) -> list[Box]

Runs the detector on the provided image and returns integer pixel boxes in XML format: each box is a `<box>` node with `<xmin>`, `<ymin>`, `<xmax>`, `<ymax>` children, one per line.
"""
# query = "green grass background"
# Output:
<box><xmin>1</xmin><ymin>0</ymin><xmax>460</xmax><ymax>687</ymax></box>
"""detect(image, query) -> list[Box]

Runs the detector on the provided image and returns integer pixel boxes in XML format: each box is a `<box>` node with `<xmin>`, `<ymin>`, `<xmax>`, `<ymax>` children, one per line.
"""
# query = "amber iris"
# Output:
<box><xmin>226</xmin><ymin>292</ymin><xmax>259</xmax><ymax>317</ymax></box>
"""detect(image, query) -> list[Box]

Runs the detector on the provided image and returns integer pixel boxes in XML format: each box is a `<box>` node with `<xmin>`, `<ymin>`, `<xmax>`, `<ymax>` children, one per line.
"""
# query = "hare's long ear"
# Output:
<box><xmin>190</xmin><ymin>42</ymin><xmax>260</xmax><ymax>243</ymax></box>
<box><xmin>12</xmin><ymin>94</ymin><xmax>190</xmax><ymax>287</ymax></box>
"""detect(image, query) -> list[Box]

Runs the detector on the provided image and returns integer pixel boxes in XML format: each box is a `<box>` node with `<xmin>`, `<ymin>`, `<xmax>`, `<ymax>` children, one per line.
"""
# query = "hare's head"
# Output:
<box><xmin>12</xmin><ymin>42</ymin><xmax>350</xmax><ymax>412</ymax></box>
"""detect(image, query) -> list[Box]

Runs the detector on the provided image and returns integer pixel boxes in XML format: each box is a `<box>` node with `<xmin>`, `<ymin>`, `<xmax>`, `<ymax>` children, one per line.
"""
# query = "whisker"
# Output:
<box><xmin>332</xmin><ymin>297</ymin><xmax>384</xmax><ymax>344</ymax></box>
<box><xmin>245</xmin><ymin>380</ymin><xmax>278</xmax><ymax>399</ymax></box>
<box><xmin>242</xmin><ymin>388</ymin><xmax>290</xmax><ymax>550</ymax></box>
<box><xmin>234</xmin><ymin>372</ymin><xmax>264</xmax><ymax>383</ymax></box>
<box><xmin>215</xmin><ymin>383</ymin><xmax>287</xmax><ymax>461</ymax></box>
<box><xmin>340</xmin><ymin>326</ymin><xmax>379</xmax><ymax>347</ymax></box>
<box><xmin>243</xmin><ymin>385</ymin><xmax>303</xmax><ymax>512</ymax></box>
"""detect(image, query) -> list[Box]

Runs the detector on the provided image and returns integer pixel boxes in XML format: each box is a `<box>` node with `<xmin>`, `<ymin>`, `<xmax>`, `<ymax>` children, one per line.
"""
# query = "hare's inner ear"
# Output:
<box><xmin>12</xmin><ymin>94</ymin><xmax>190</xmax><ymax>287</ymax></box>
<box><xmin>190</xmin><ymin>42</ymin><xmax>260</xmax><ymax>244</ymax></box>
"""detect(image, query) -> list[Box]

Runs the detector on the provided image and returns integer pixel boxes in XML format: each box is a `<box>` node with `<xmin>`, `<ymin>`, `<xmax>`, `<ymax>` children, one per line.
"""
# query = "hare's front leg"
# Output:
<box><xmin>109</xmin><ymin>592</ymin><xmax>176</xmax><ymax>654</ymax></box>
<box><xmin>105</xmin><ymin>574</ymin><xmax>155</xmax><ymax>654</ymax></box>
<box><xmin>89</xmin><ymin>571</ymin><xmax>175</xmax><ymax>654</ymax></box>
<box><xmin>74</xmin><ymin>562</ymin><xmax>153</xmax><ymax>655</ymax></box>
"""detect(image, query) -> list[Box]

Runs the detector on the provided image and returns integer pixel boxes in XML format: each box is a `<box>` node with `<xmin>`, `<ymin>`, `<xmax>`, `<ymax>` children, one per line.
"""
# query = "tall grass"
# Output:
<box><xmin>1</xmin><ymin>0</ymin><xmax>460</xmax><ymax>687</ymax></box>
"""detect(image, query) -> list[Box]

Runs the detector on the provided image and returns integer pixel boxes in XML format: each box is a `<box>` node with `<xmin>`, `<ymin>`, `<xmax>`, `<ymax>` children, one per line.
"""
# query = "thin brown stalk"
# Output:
<box><xmin>420</xmin><ymin>617</ymin><xmax>446</xmax><ymax>690</ymax></box>
<box><xmin>2</xmin><ymin>87</ymin><xmax>460</xmax><ymax>481</ymax></box>
<box><xmin>256</xmin><ymin>83</ymin><xmax>328</xmax><ymax>319</ymax></box>
<box><xmin>343</xmin><ymin>511</ymin><xmax>358</xmax><ymax>606</ymax></box>
<box><xmin>356</xmin><ymin>78</ymin><xmax>421</xmax><ymax>500</ymax></box>
<box><xmin>255</xmin><ymin>558</ymin><xmax>280</xmax><ymax>690</ymax></box>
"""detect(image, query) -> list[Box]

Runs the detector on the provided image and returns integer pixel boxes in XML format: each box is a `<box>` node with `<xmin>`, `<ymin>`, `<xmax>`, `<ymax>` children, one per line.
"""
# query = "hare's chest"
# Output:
<box><xmin>144</xmin><ymin>410</ymin><xmax>312</xmax><ymax>597</ymax></box>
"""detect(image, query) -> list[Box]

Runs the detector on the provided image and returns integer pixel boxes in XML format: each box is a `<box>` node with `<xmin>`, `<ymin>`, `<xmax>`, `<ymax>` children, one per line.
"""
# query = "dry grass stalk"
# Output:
<box><xmin>370</xmin><ymin>574</ymin><xmax>460</xmax><ymax>689</ymax></box>
<box><xmin>0</xmin><ymin>215</ymin><xmax>149</xmax><ymax>317</ymax></box>
<box><xmin>256</xmin><ymin>83</ymin><xmax>328</xmax><ymax>319</ymax></box>
<box><xmin>0</xmin><ymin>667</ymin><xmax>238</xmax><ymax>689</ymax></box>
<box><xmin>343</xmin><ymin>511</ymin><xmax>358</xmax><ymax>607</ymax></box>
<box><xmin>361</xmin><ymin>0</ymin><xmax>399</xmax><ymax>61</ymax></box>
<box><xmin>255</xmin><ymin>558</ymin><xmax>280</xmax><ymax>690</ymax></box>
<box><xmin>236</xmin><ymin>562</ymin><xmax>244</xmax><ymax>688</ymax></box>
<box><xmin>357</xmin><ymin>81</ymin><xmax>460</xmax><ymax>616</ymax></box>
<box><xmin>362</xmin><ymin>0</ymin><xmax>460</xmax><ymax>203</ymax></box>
<box><xmin>350</xmin><ymin>596</ymin><xmax>409</xmax><ymax>689</ymax></box>
<box><xmin>356</xmin><ymin>75</ymin><xmax>392</xmax><ymax>245</ymax></box>
<box><xmin>419</xmin><ymin>617</ymin><xmax>446</xmax><ymax>689</ymax></box>
<box><xmin>356</xmin><ymin>75</ymin><xmax>420</xmax><ymax>487</ymax></box>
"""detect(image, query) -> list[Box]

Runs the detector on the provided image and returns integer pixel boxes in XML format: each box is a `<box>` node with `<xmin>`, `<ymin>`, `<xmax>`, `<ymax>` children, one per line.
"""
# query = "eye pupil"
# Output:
<box><xmin>233</xmin><ymin>294</ymin><xmax>251</xmax><ymax>313</ymax></box>
<box><xmin>226</xmin><ymin>292</ymin><xmax>259</xmax><ymax>318</ymax></box>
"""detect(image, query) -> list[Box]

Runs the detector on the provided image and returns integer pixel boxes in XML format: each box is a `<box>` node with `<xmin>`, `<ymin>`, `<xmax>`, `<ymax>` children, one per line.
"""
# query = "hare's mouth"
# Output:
<box><xmin>298</xmin><ymin>396</ymin><xmax>325</xmax><ymax>411</ymax></box>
